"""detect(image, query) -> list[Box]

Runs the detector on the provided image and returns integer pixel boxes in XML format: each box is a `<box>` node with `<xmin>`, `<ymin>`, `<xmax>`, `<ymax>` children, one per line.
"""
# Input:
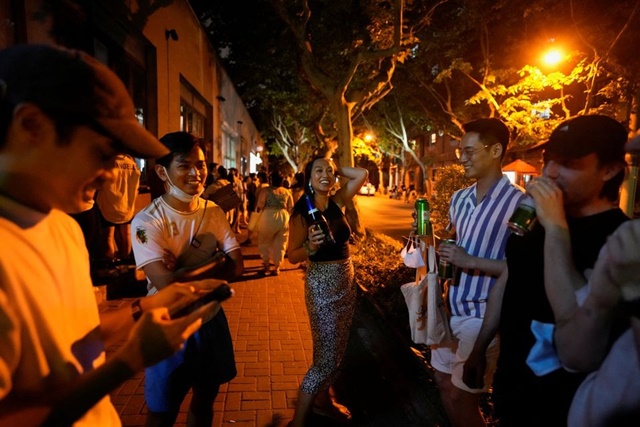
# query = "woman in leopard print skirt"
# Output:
<box><xmin>287</xmin><ymin>156</ymin><xmax>368</xmax><ymax>426</ymax></box>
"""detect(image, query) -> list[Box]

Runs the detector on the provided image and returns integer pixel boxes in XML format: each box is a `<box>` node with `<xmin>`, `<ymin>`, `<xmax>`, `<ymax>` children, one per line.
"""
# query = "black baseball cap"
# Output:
<box><xmin>0</xmin><ymin>44</ymin><xmax>169</xmax><ymax>159</ymax></box>
<box><xmin>542</xmin><ymin>115</ymin><xmax>627</xmax><ymax>163</ymax></box>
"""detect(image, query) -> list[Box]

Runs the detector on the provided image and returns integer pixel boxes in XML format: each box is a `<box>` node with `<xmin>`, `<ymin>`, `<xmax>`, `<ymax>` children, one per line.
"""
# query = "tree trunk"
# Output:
<box><xmin>332</xmin><ymin>96</ymin><xmax>366</xmax><ymax>238</ymax></box>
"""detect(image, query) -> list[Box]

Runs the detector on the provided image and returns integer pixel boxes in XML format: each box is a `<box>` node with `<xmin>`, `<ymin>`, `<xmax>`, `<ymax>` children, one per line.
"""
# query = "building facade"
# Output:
<box><xmin>0</xmin><ymin>0</ymin><xmax>264</xmax><ymax>202</ymax></box>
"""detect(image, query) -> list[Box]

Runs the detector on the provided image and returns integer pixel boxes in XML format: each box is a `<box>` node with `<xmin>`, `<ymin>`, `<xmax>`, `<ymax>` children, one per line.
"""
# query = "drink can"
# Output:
<box><xmin>438</xmin><ymin>239</ymin><xmax>456</xmax><ymax>280</ymax></box>
<box><xmin>415</xmin><ymin>198</ymin><xmax>431</xmax><ymax>236</ymax></box>
<box><xmin>507</xmin><ymin>197</ymin><xmax>537</xmax><ymax>236</ymax></box>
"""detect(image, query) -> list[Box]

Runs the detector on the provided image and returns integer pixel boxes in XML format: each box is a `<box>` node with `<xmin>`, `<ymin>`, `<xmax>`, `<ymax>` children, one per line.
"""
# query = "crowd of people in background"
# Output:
<box><xmin>2</xmin><ymin>43</ymin><xmax>640</xmax><ymax>427</ymax></box>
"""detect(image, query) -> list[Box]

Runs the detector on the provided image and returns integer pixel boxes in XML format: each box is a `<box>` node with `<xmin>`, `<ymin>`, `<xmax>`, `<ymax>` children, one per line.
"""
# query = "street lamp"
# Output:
<box><xmin>542</xmin><ymin>48</ymin><xmax>563</xmax><ymax>67</ymax></box>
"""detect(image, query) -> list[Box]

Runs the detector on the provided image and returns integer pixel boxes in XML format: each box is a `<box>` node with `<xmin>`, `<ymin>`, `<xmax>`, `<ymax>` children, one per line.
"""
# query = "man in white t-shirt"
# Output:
<box><xmin>0</xmin><ymin>44</ymin><xmax>219</xmax><ymax>426</ymax></box>
<box><xmin>132</xmin><ymin>131</ymin><xmax>244</xmax><ymax>427</ymax></box>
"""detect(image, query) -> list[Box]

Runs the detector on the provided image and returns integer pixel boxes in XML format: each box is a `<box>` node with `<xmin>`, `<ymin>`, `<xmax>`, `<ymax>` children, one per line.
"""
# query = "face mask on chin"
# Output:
<box><xmin>161</xmin><ymin>167</ymin><xmax>204</xmax><ymax>203</ymax></box>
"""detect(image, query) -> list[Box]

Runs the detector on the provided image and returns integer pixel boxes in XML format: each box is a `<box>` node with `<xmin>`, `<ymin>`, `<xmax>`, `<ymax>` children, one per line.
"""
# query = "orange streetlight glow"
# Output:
<box><xmin>542</xmin><ymin>49</ymin><xmax>563</xmax><ymax>67</ymax></box>
<box><xmin>364</xmin><ymin>133</ymin><xmax>374</xmax><ymax>142</ymax></box>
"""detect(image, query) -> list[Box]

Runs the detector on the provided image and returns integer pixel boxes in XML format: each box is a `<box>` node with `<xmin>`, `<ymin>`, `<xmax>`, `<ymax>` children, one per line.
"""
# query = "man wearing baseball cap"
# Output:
<box><xmin>550</xmin><ymin>126</ymin><xmax>640</xmax><ymax>426</ymax></box>
<box><xmin>463</xmin><ymin>115</ymin><xmax>629</xmax><ymax>426</ymax></box>
<box><xmin>0</xmin><ymin>44</ymin><xmax>225</xmax><ymax>425</ymax></box>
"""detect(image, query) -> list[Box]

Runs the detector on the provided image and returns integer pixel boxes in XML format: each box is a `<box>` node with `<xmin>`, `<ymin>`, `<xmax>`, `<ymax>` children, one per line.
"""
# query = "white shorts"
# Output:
<box><xmin>430</xmin><ymin>315</ymin><xmax>499</xmax><ymax>393</ymax></box>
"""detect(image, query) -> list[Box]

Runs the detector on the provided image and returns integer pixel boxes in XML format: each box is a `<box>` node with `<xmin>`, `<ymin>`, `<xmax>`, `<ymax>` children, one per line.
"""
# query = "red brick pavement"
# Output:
<box><xmin>106</xmin><ymin>231</ymin><xmax>309</xmax><ymax>427</ymax></box>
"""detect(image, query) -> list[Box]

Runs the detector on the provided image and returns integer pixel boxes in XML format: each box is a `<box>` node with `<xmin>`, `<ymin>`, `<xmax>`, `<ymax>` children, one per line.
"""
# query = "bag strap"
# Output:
<box><xmin>427</xmin><ymin>245</ymin><xmax>437</xmax><ymax>274</ymax></box>
<box><xmin>415</xmin><ymin>265</ymin><xmax>427</xmax><ymax>284</ymax></box>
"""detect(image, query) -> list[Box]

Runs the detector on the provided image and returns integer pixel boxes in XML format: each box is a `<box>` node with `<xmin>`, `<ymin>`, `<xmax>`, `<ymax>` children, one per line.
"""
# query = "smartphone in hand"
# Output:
<box><xmin>171</xmin><ymin>283</ymin><xmax>233</xmax><ymax>318</ymax></box>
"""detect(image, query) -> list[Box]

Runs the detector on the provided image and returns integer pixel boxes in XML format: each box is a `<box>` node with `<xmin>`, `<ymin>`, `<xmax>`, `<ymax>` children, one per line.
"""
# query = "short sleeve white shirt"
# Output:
<box><xmin>131</xmin><ymin>197</ymin><xmax>240</xmax><ymax>293</ymax></box>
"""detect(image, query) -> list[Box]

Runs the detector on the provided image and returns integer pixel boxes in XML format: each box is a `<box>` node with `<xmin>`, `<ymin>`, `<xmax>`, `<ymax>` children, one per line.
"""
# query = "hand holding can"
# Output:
<box><xmin>507</xmin><ymin>196</ymin><xmax>537</xmax><ymax>236</ymax></box>
<box><xmin>438</xmin><ymin>239</ymin><xmax>456</xmax><ymax>280</ymax></box>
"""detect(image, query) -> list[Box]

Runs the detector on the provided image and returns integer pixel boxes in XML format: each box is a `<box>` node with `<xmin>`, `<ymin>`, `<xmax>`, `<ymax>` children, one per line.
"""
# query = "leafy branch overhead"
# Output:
<box><xmin>270</xmin><ymin>0</ymin><xmax>444</xmax><ymax>164</ymax></box>
<box><xmin>404</xmin><ymin>0</ymin><xmax>640</xmax><ymax>147</ymax></box>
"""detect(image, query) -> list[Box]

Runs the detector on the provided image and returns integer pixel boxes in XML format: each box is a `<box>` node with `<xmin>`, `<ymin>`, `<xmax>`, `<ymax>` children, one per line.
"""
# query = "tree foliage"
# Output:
<box><xmin>192</xmin><ymin>0</ymin><xmax>322</xmax><ymax>152</ymax></box>
<box><xmin>401</xmin><ymin>0</ymin><xmax>640</xmax><ymax>147</ymax></box>
<box><xmin>270</xmin><ymin>113</ymin><xmax>322</xmax><ymax>172</ymax></box>
<box><xmin>430</xmin><ymin>164</ymin><xmax>471</xmax><ymax>233</ymax></box>
<box><xmin>270</xmin><ymin>0</ymin><xmax>440</xmax><ymax>166</ymax></box>
<box><xmin>366</xmin><ymin>95</ymin><xmax>437</xmax><ymax>194</ymax></box>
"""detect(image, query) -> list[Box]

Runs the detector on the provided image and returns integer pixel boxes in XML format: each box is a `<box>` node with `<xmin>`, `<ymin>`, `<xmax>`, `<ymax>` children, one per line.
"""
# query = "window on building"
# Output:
<box><xmin>180</xmin><ymin>103</ymin><xmax>206</xmax><ymax>138</ymax></box>
<box><xmin>222</xmin><ymin>129</ymin><xmax>237</xmax><ymax>169</ymax></box>
<box><xmin>94</xmin><ymin>38</ymin><xmax>152</xmax><ymax>185</ymax></box>
<box><xmin>180</xmin><ymin>83</ymin><xmax>207</xmax><ymax>139</ymax></box>
<box><xmin>431</xmin><ymin>133</ymin><xmax>437</xmax><ymax>144</ymax></box>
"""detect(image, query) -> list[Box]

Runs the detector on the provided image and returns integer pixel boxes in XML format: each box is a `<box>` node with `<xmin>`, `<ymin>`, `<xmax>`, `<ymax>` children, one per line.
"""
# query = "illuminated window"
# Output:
<box><xmin>180</xmin><ymin>83</ymin><xmax>207</xmax><ymax>139</ymax></box>
<box><xmin>222</xmin><ymin>129</ymin><xmax>237</xmax><ymax>169</ymax></box>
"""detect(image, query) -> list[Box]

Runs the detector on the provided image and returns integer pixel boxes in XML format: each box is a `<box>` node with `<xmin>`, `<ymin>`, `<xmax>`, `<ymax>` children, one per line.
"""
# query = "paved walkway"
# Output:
<box><xmin>103</xmin><ymin>228</ymin><xmax>447</xmax><ymax>427</ymax></box>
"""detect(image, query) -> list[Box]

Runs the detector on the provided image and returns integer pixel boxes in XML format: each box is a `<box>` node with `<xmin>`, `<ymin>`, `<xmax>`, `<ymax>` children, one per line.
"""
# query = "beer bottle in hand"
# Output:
<box><xmin>304</xmin><ymin>194</ymin><xmax>335</xmax><ymax>247</ymax></box>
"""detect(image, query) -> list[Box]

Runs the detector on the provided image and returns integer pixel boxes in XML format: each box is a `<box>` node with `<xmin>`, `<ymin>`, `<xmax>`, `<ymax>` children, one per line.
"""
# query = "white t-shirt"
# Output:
<box><xmin>96</xmin><ymin>154</ymin><xmax>141</xmax><ymax>224</ymax></box>
<box><xmin>131</xmin><ymin>197</ymin><xmax>240</xmax><ymax>294</ymax></box>
<box><xmin>0</xmin><ymin>195</ymin><xmax>120</xmax><ymax>426</ymax></box>
<box><xmin>568</xmin><ymin>328</ymin><xmax>640</xmax><ymax>426</ymax></box>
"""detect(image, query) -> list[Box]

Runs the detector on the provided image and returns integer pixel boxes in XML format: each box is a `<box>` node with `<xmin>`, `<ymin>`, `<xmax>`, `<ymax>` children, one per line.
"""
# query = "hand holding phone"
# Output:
<box><xmin>170</xmin><ymin>283</ymin><xmax>233</xmax><ymax>319</ymax></box>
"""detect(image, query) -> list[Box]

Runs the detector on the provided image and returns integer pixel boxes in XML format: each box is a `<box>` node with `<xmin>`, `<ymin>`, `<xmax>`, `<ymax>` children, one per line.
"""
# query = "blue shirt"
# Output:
<box><xmin>449</xmin><ymin>175</ymin><xmax>524</xmax><ymax>317</ymax></box>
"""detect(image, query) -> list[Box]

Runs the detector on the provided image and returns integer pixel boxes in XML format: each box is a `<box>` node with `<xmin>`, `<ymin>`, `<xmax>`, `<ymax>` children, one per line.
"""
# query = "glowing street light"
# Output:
<box><xmin>364</xmin><ymin>133</ymin><xmax>374</xmax><ymax>142</ymax></box>
<box><xmin>542</xmin><ymin>48</ymin><xmax>563</xmax><ymax>67</ymax></box>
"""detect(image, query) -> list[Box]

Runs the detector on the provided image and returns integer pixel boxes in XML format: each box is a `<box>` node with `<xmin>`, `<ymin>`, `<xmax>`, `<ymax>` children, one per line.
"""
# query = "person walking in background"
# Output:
<box><xmin>131</xmin><ymin>132</ymin><xmax>243</xmax><ymax>427</ymax></box>
<box><xmin>205</xmin><ymin>162</ymin><xmax>218</xmax><ymax>187</ymax></box>
<box><xmin>246</xmin><ymin>171</ymin><xmax>269</xmax><ymax>244</ymax></box>
<box><xmin>291</xmin><ymin>172</ymin><xmax>305</xmax><ymax>204</ymax></box>
<box><xmin>230</xmin><ymin>167</ymin><xmax>247</xmax><ymax>228</ymax></box>
<box><xmin>255</xmin><ymin>171</ymin><xmax>269</xmax><ymax>203</ymax></box>
<box><xmin>96</xmin><ymin>153</ymin><xmax>141</xmax><ymax>264</ymax></box>
<box><xmin>286</xmin><ymin>156</ymin><xmax>367</xmax><ymax>426</ymax></box>
<box><xmin>246</xmin><ymin>173</ymin><xmax>257</xmax><ymax>214</ymax></box>
<box><xmin>0</xmin><ymin>44</ymin><xmax>214</xmax><ymax>426</ymax></box>
<box><xmin>434</xmin><ymin>118</ymin><xmax>524</xmax><ymax>427</ymax></box>
<box><xmin>203</xmin><ymin>164</ymin><xmax>230</xmax><ymax>200</ymax></box>
<box><xmin>255</xmin><ymin>171</ymin><xmax>293</xmax><ymax>276</ymax></box>
<box><xmin>289</xmin><ymin>172</ymin><xmax>308</xmax><ymax>270</ymax></box>
<box><xmin>243</xmin><ymin>173</ymin><xmax>258</xmax><ymax>245</ymax></box>
<box><xmin>203</xmin><ymin>165</ymin><xmax>236</xmax><ymax>227</ymax></box>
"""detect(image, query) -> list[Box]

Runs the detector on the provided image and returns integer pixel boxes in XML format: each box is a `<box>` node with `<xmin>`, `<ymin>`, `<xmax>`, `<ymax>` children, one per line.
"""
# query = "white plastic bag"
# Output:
<box><xmin>400</xmin><ymin>233</ymin><xmax>426</xmax><ymax>268</ymax></box>
<box><xmin>401</xmin><ymin>246</ymin><xmax>453</xmax><ymax>346</ymax></box>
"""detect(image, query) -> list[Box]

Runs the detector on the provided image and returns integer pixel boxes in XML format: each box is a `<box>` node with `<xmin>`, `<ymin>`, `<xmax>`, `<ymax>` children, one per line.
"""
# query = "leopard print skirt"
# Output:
<box><xmin>300</xmin><ymin>259</ymin><xmax>356</xmax><ymax>394</ymax></box>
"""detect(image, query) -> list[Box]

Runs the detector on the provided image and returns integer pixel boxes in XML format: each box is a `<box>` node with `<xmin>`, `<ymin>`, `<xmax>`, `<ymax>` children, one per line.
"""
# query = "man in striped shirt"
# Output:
<box><xmin>463</xmin><ymin>115</ymin><xmax>629</xmax><ymax>426</ymax></box>
<box><xmin>434</xmin><ymin>118</ymin><xmax>524</xmax><ymax>427</ymax></box>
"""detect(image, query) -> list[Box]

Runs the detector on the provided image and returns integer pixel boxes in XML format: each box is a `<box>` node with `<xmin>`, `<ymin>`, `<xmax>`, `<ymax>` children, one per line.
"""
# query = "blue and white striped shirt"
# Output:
<box><xmin>449</xmin><ymin>175</ymin><xmax>524</xmax><ymax>318</ymax></box>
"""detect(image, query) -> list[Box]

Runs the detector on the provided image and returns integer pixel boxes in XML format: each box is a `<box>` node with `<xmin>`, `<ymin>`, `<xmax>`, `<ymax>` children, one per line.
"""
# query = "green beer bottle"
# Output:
<box><xmin>415</xmin><ymin>198</ymin><xmax>432</xmax><ymax>237</ymax></box>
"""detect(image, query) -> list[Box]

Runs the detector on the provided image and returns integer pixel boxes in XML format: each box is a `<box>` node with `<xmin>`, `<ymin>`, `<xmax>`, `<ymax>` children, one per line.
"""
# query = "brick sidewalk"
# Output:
<box><xmin>107</xmin><ymin>231</ymin><xmax>311</xmax><ymax>427</ymax></box>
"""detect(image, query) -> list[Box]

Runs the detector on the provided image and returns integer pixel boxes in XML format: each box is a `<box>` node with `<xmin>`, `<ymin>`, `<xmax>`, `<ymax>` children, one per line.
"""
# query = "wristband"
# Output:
<box><xmin>131</xmin><ymin>298</ymin><xmax>143</xmax><ymax>322</ymax></box>
<box><xmin>303</xmin><ymin>240</ymin><xmax>318</xmax><ymax>257</ymax></box>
